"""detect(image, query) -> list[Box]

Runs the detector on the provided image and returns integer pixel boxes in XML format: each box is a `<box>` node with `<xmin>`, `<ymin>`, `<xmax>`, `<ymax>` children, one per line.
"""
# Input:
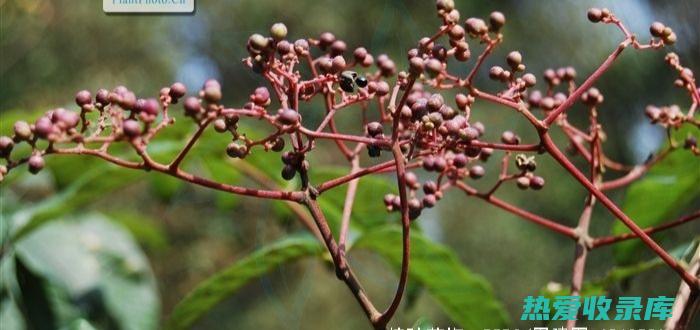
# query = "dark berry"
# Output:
<box><xmin>95</xmin><ymin>89</ymin><xmax>110</xmax><ymax>106</ymax></box>
<box><xmin>281</xmin><ymin>164</ymin><xmax>296</xmax><ymax>180</ymax></box>
<box><xmin>423</xmin><ymin>194</ymin><xmax>437</xmax><ymax>208</ymax></box>
<box><xmin>423</xmin><ymin>181</ymin><xmax>438</xmax><ymax>194</ymax></box>
<box><xmin>226</xmin><ymin>142</ymin><xmax>248</xmax><ymax>158</ymax></box>
<box><xmin>367</xmin><ymin>122</ymin><xmax>383</xmax><ymax>137</ymax></box>
<box><xmin>587</xmin><ymin>8</ymin><xmax>603</xmax><ymax>22</ymax></box>
<box><xmin>684</xmin><ymin>136</ymin><xmax>697</xmax><ymax>149</ymax></box>
<box><xmin>434</xmin><ymin>157</ymin><xmax>447</xmax><ymax>172</ymax></box>
<box><xmin>530</xmin><ymin>176</ymin><xmax>545</xmax><ymax>190</ymax></box>
<box><xmin>464</xmin><ymin>146</ymin><xmax>481</xmax><ymax>158</ymax></box>
<box><xmin>453</xmin><ymin>153</ymin><xmax>468</xmax><ymax>168</ymax></box>
<box><xmin>271</xmin><ymin>137</ymin><xmax>285</xmax><ymax>152</ymax></box>
<box><xmin>368</xmin><ymin>145</ymin><xmax>381</xmax><ymax>158</ymax></box>
<box><xmin>408</xmin><ymin>198</ymin><xmax>423</xmax><ymax>220</ymax></box>
<box><xmin>277</xmin><ymin>109</ymin><xmax>300</xmax><ymax>125</ymax></box>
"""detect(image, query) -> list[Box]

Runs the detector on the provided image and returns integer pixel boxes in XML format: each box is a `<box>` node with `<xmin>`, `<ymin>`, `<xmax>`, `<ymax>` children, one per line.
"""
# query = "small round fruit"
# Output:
<box><xmin>530</xmin><ymin>176</ymin><xmax>545</xmax><ymax>190</ymax></box>
<box><xmin>277</xmin><ymin>109</ymin><xmax>300</xmax><ymax>125</ymax></box>
<box><xmin>516</xmin><ymin>176</ymin><xmax>530</xmax><ymax>190</ymax></box>
<box><xmin>270</xmin><ymin>23</ymin><xmax>288</xmax><ymax>41</ymax></box>
<box><xmin>122</xmin><ymin>120</ymin><xmax>141</xmax><ymax>137</ymax></box>
<box><xmin>281</xmin><ymin>164</ymin><xmax>296</xmax><ymax>180</ymax></box>
<box><xmin>28</xmin><ymin>154</ymin><xmax>45</xmax><ymax>174</ymax></box>
<box><xmin>75</xmin><ymin>90</ymin><xmax>92</xmax><ymax>106</ymax></box>
<box><xmin>169</xmin><ymin>82</ymin><xmax>187</xmax><ymax>100</ymax></box>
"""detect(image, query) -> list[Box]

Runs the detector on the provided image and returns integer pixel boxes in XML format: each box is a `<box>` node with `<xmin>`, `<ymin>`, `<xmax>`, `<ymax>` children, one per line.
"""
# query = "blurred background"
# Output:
<box><xmin>1</xmin><ymin>0</ymin><xmax>699</xmax><ymax>329</ymax></box>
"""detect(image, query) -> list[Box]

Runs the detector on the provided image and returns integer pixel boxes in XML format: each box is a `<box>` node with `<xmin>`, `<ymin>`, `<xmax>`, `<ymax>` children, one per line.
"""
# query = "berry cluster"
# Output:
<box><xmin>2</xmin><ymin>2</ymin><xmax>699</xmax><ymax>328</ymax></box>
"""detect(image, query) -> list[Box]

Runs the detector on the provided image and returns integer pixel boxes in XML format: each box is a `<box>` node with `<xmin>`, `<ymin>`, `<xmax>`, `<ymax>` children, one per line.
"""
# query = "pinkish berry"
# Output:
<box><xmin>169</xmin><ymin>82</ymin><xmax>187</xmax><ymax>100</ymax></box>
<box><xmin>75</xmin><ymin>90</ymin><xmax>92</xmax><ymax>106</ymax></box>
<box><xmin>28</xmin><ymin>154</ymin><xmax>45</xmax><ymax>174</ymax></box>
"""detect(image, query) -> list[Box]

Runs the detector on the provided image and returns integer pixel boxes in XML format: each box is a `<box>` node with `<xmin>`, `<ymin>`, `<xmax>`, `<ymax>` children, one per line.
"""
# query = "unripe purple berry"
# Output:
<box><xmin>489</xmin><ymin>11</ymin><xmax>506</xmax><ymax>31</ymax></box>
<box><xmin>422</xmin><ymin>194</ymin><xmax>437</xmax><ymax>208</ymax></box>
<box><xmin>277</xmin><ymin>109</ymin><xmax>300</xmax><ymax>125</ymax></box>
<box><xmin>28</xmin><ymin>154</ymin><xmax>45</xmax><ymax>174</ymax></box>
<box><xmin>530</xmin><ymin>176</ymin><xmax>545</xmax><ymax>190</ymax></box>
<box><xmin>75</xmin><ymin>90</ymin><xmax>92</xmax><ymax>106</ymax></box>
<box><xmin>366</xmin><ymin>122</ymin><xmax>383</xmax><ymax>137</ymax></box>
<box><xmin>649</xmin><ymin>22</ymin><xmax>665</xmax><ymax>37</ymax></box>
<box><xmin>453</xmin><ymin>153</ymin><xmax>468</xmax><ymax>168</ymax></box>
<box><xmin>169</xmin><ymin>82</ymin><xmax>187</xmax><ymax>100</ymax></box>
<box><xmin>184</xmin><ymin>97</ymin><xmax>201</xmax><ymax>115</ymax></box>
<box><xmin>587</xmin><ymin>8</ymin><xmax>603</xmax><ymax>23</ymax></box>
<box><xmin>318</xmin><ymin>32</ymin><xmax>336</xmax><ymax>50</ymax></box>
<box><xmin>34</xmin><ymin>117</ymin><xmax>54</xmax><ymax>139</ymax></box>
<box><xmin>95</xmin><ymin>89</ymin><xmax>110</xmax><ymax>106</ymax></box>
<box><xmin>423</xmin><ymin>181</ymin><xmax>438</xmax><ymax>194</ymax></box>
<box><xmin>0</xmin><ymin>136</ymin><xmax>13</xmax><ymax>157</ymax></box>
<box><xmin>252</xmin><ymin>87</ymin><xmax>271</xmax><ymax>106</ymax></box>
<box><xmin>501</xmin><ymin>130</ymin><xmax>520</xmax><ymax>145</ymax></box>
<box><xmin>123</xmin><ymin>120</ymin><xmax>141</xmax><ymax>137</ymax></box>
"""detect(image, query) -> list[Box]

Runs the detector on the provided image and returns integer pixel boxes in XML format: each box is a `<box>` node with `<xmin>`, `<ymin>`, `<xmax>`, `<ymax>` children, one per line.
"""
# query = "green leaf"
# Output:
<box><xmin>0</xmin><ymin>297</ymin><xmax>25</xmax><ymax>330</ymax></box>
<box><xmin>61</xmin><ymin>319</ymin><xmax>97</xmax><ymax>330</ymax></box>
<box><xmin>355</xmin><ymin>226</ymin><xmax>510</xmax><ymax>329</ymax></box>
<box><xmin>165</xmin><ymin>234</ymin><xmax>322</xmax><ymax>330</ymax></box>
<box><xmin>105</xmin><ymin>211</ymin><xmax>169</xmax><ymax>252</ymax></box>
<box><xmin>614</xmin><ymin>126</ymin><xmax>700</xmax><ymax>264</ymax></box>
<box><xmin>15</xmin><ymin>214</ymin><xmax>159</xmax><ymax>330</ymax></box>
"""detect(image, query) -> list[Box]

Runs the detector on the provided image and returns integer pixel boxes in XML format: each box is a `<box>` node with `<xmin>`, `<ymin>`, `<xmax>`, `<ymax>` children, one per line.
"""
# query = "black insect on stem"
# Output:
<box><xmin>339</xmin><ymin>71</ymin><xmax>357</xmax><ymax>92</ymax></box>
<box><xmin>339</xmin><ymin>70</ymin><xmax>368</xmax><ymax>92</ymax></box>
